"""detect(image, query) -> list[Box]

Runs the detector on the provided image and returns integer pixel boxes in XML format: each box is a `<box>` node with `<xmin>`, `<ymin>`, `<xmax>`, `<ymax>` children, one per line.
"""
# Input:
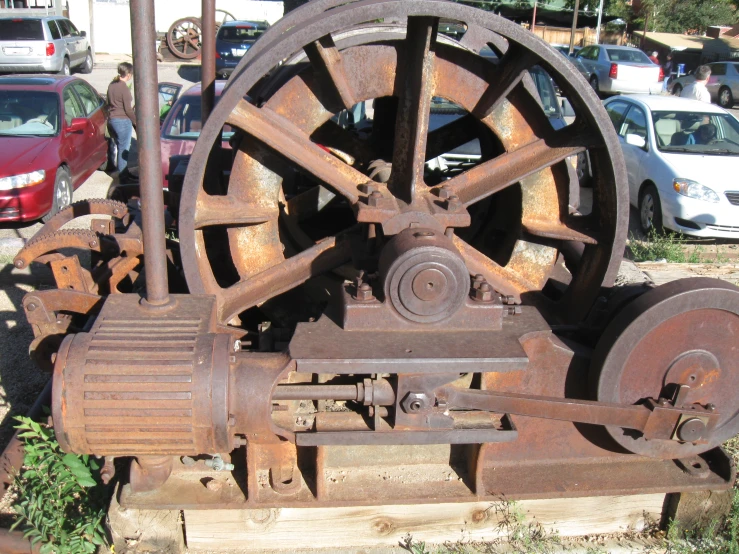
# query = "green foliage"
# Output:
<box><xmin>11</xmin><ymin>416</ymin><xmax>109</xmax><ymax>554</ymax></box>
<box><xmin>628</xmin><ymin>230</ymin><xmax>692</xmax><ymax>262</ymax></box>
<box><xmin>625</xmin><ymin>0</ymin><xmax>737</xmax><ymax>34</ymax></box>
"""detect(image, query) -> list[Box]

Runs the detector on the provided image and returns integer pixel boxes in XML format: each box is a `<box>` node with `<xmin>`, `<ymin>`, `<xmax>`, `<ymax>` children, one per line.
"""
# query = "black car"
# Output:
<box><xmin>215</xmin><ymin>20</ymin><xmax>269</xmax><ymax>78</ymax></box>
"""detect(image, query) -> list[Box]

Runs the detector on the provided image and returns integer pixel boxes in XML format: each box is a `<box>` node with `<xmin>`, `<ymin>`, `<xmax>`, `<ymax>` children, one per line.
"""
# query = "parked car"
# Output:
<box><xmin>575</xmin><ymin>45</ymin><xmax>663</xmax><ymax>96</ymax></box>
<box><xmin>0</xmin><ymin>75</ymin><xmax>108</xmax><ymax>222</ymax></box>
<box><xmin>603</xmin><ymin>94</ymin><xmax>739</xmax><ymax>238</ymax></box>
<box><xmin>552</xmin><ymin>44</ymin><xmax>581</xmax><ymax>57</ymax></box>
<box><xmin>669</xmin><ymin>62</ymin><xmax>739</xmax><ymax>109</ymax></box>
<box><xmin>0</xmin><ymin>16</ymin><xmax>93</xmax><ymax>75</ymax></box>
<box><xmin>215</xmin><ymin>20</ymin><xmax>269</xmax><ymax>78</ymax></box>
<box><xmin>160</xmin><ymin>80</ymin><xmax>232</xmax><ymax>188</ymax></box>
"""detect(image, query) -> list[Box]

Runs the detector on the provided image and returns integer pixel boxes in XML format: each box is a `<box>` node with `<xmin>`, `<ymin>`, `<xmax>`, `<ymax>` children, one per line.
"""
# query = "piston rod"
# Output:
<box><xmin>130</xmin><ymin>0</ymin><xmax>169</xmax><ymax>305</ymax></box>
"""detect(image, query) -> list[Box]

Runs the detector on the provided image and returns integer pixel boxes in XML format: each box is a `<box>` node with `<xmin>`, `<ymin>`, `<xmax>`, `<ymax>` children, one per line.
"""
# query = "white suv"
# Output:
<box><xmin>0</xmin><ymin>16</ymin><xmax>93</xmax><ymax>75</ymax></box>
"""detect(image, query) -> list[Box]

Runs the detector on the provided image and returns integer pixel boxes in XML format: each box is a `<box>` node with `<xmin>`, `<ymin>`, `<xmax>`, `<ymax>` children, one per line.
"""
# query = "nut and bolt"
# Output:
<box><xmin>401</xmin><ymin>391</ymin><xmax>431</xmax><ymax>414</ymax></box>
<box><xmin>368</xmin><ymin>190</ymin><xmax>383</xmax><ymax>207</ymax></box>
<box><xmin>360</xmin><ymin>182</ymin><xmax>378</xmax><ymax>194</ymax></box>
<box><xmin>355</xmin><ymin>282</ymin><xmax>374</xmax><ymax>302</ymax></box>
<box><xmin>445</xmin><ymin>195</ymin><xmax>461</xmax><ymax>211</ymax></box>
<box><xmin>437</xmin><ymin>186</ymin><xmax>452</xmax><ymax>199</ymax></box>
<box><xmin>26</xmin><ymin>302</ymin><xmax>37</xmax><ymax>312</ymax></box>
<box><xmin>504</xmin><ymin>295</ymin><xmax>516</xmax><ymax>305</ymax></box>
<box><xmin>472</xmin><ymin>274</ymin><xmax>485</xmax><ymax>289</ymax></box>
<box><xmin>471</xmin><ymin>282</ymin><xmax>494</xmax><ymax>303</ymax></box>
<box><xmin>507</xmin><ymin>305</ymin><xmax>523</xmax><ymax>316</ymax></box>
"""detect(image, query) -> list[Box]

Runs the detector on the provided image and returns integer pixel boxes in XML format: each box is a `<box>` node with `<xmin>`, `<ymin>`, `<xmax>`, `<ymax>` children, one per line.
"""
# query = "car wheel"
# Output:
<box><xmin>80</xmin><ymin>50</ymin><xmax>93</xmax><ymax>74</ymax></box>
<box><xmin>43</xmin><ymin>167</ymin><xmax>72</xmax><ymax>223</ymax></box>
<box><xmin>638</xmin><ymin>184</ymin><xmax>663</xmax><ymax>235</ymax></box>
<box><xmin>672</xmin><ymin>83</ymin><xmax>682</xmax><ymax>97</ymax></box>
<box><xmin>58</xmin><ymin>57</ymin><xmax>70</xmax><ymax>76</ymax></box>
<box><xmin>589</xmin><ymin>75</ymin><xmax>599</xmax><ymax>94</ymax></box>
<box><xmin>719</xmin><ymin>86</ymin><xmax>733</xmax><ymax>108</ymax></box>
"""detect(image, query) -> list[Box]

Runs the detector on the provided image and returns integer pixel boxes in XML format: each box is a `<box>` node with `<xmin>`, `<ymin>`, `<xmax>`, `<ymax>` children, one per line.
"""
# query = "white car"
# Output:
<box><xmin>575</xmin><ymin>45</ymin><xmax>662</xmax><ymax>96</ymax></box>
<box><xmin>603</xmin><ymin>94</ymin><xmax>739</xmax><ymax>238</ymax></box>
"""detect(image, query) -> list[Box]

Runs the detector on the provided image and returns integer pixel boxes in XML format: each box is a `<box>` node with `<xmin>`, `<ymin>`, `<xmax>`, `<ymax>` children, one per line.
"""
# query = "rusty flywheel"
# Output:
<box><xmin>179</xmin><ymin>0</ymin><xmax>628</xmax><ymax>328</ymax></box>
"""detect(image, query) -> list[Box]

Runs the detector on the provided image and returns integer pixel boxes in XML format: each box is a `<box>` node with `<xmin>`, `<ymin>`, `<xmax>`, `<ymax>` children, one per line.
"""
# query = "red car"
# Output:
<box><xmin>0</xmin><ymin>75</ymin><xmax>107</xmax><ymax>222</ymax></box>
<box><xmin>160</xmin><ymin>80</ymin><xmax>232</xmax><ymax>189</ymax></box>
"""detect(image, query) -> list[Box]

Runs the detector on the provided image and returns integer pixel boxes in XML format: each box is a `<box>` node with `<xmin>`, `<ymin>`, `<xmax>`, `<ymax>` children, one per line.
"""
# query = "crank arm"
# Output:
<box><xmin>441</xmin><ymin>387</ymin><xmax>719</xmax><ymax>442</ymax></box>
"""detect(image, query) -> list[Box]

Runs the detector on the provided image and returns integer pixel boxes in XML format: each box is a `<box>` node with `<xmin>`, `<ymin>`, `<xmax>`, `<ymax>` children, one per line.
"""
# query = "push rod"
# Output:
<box><xmin>130</xmin><ymin>0</ymin><xmax>169</xmax><ymax>305</ymax></box>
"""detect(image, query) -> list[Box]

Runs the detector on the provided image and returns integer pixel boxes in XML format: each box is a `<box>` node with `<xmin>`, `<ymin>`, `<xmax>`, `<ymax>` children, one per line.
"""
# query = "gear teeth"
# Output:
<box><xmin>15</xmin><ymin>229</ymin><xmax>105</xmax><ymax>269</ymax></box>
<box><xmin>36</xmin><ymin>199</ymin><xmax>129</xmax><ymax>237</ymax></box>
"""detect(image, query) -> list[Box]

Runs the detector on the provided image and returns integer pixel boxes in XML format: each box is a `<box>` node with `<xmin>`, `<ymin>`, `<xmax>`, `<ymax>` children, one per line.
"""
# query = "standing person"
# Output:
<box><xmin>106</xmin><ymin>62</ymin><xmax>138</xmax><ymax>184</ymax></box>
<box><xmin>649</xmin><ymin>51</ymin><xmax>660</xmax><ymax>64</ymax></box>
<box><xmin>662</xmin><ymin>53</ymin><xmax>673</xmax><ymax>91</ymax></box>
<box><xmin>680</xmin><ymin>65</ymin><xmax>712</xmax><ymax>103</ymax></box>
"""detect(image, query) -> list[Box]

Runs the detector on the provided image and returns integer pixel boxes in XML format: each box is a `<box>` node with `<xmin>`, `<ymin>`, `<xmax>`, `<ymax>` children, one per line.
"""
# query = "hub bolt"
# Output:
<box><xmin>445</xmin><ymin>195</ymin><xmax>461</xmax><ymax>211</ymax></box>
<box><xmin>355</xmin><ymin>282</ymin><xmax>374</xmax><ymax>302</ymax></box>
<box><xmin>471</xmin><ymin>282</ymin><xmax>494</xmax><ymax>302</ymax></box>
<box><xmin>368</xmin><ymin>191</ymin><xmax>383</xmax><ymax>207</ymax></box>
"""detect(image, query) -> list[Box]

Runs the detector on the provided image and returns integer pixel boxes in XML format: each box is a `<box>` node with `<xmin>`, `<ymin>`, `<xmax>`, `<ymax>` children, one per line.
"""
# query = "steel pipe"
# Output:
<box><xmin>201</xmin><ymin>0</ymin><xmax>216</xmax><ymax>123</ymax></box>
<box><xmin>130</xmin><ymin>0</ymin><xmax>169</xmax><ymax>306</ymax></box>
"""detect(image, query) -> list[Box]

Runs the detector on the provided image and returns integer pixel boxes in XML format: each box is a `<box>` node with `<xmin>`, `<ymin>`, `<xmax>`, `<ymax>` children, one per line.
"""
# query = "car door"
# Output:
<box><xmin>61</xmin><ymin>84</ymin><xmax>89</xmax><ymax>184</ymax></box>
<box><xmin>71</xmin><ymin>80</ymin><xmax>107</xmax><ymax>172</ymax></box>
<box><xmin>618</xmin><ymin>104</ymin><xmax>650</xmax><ymax>205</ymax></box>
<box><xmin>707</xmin><ymin>63</ymin><xmax>726</xmax><ymax>102</ymax></box>
<box><xmin>58</xmin><ymin>19</ymin><xmax>83</xmax><ymax>65</ymax></box>
<box><xmin>729</xmin><ymin>63</ymin><xmax>739</xmax><ymax>99</ymax></box>
<box><xmin>575</xmin><ymin>46</ymin><xmax>593</xmax><ymax>74</ymax></box>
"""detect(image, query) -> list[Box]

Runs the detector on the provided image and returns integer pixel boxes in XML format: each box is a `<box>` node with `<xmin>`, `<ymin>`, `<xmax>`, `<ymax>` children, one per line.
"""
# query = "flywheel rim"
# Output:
<box><xmin>179</xmin><ymin>0</ymin><xmax>629</xmax><ymax>326</ymax></box>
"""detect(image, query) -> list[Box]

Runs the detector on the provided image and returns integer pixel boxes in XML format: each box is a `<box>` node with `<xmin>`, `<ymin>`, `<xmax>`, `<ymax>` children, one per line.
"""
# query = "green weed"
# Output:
<box><xmin>11</xmin><ymin>416</ymin><xmax>109</xmax><ymax>553</ymax></box>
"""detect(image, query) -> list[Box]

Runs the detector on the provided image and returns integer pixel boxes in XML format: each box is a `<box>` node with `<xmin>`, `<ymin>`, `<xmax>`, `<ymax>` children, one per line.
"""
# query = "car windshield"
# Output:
<box><xmin>0</xmin><ymin>90</ymin><xmax>59</xmax><ymax>136</ymax></box>
<box><xmin>652</xmin><ymin>111</ymin><xmax>739</xmax><ymax>155</ymax></box>
<box><xmin>163</xmin><ymin>95</ymin><xmax>233</xmax><ymax>140</ymax></box>
<box><xmin>217</xmin><ymin>24</ymin><xmax>267</xmax><ymax>44</ymax></box>
<box><xmin>0</xmin><ymin>19</ymin><xmax>44</xmax><ymax>40</ymax></box>
<box><xmin>606</xmin><ymin>49</ymin><xmax>651</xmax><ymax>64</ymax></box>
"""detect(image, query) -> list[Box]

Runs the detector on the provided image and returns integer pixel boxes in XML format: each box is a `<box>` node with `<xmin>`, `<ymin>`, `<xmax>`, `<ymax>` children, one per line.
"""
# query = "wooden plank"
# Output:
<box><xmin>184</xmin><ymin>494</ymin><xmax>666</xmax><ymax>550</ymax></box>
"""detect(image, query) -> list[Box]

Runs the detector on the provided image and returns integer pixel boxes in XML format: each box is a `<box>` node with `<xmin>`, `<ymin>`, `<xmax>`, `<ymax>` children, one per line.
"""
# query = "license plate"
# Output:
<box><xmin>3</xmin><ymin>47</ymin><xmax>30</xmax><ymax>55</ymax></box>
<box><xmin>231</xmin><ymin>48</ymin><xmax>247</xmax><ymax>56</ymax></box>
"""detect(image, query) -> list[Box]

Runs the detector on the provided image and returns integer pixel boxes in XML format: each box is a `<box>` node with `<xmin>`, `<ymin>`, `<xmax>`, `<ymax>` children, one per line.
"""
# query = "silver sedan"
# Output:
<box><xmin>574</xmin><ymin>45</ymin><xmax>662</xmax><ymax>96</ymax></box>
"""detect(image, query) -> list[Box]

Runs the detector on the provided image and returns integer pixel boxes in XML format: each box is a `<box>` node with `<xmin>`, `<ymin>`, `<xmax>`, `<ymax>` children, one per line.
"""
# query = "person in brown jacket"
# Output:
<box><xmin>106</xmin><ymin>62</ymin><xmax>138</xmax><ymax>183</ymax></box>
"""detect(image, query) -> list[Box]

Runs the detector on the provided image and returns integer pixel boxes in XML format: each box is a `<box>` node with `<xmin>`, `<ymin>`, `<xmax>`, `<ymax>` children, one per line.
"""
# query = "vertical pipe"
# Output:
<box><xmin>568</xmin><ymin>0</ymin><xmax>580</xmax><ymax>55</ymax></box>
<box><xmin>595</xmin><ymin>0</ymin><xmax>604</xmax><ymax>45</ymax></box>
<box><xmin>201</xmin><ymin>0</ymin><xmax>216</xmax><ymax>124</ymax></box>
<box><xmin>130</xmin><ymin>0</ymin><xmax>169</xmax><ymax>306</ymax></box>
<box><xmin>531</xmin><ymin>0</ymin><xmax>537</xmax><ymax>34</ymax></box>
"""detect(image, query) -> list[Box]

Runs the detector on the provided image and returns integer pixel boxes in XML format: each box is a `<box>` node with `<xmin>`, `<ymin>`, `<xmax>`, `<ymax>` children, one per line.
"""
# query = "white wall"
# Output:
<box><xmin>68</xmin><ymin>0</ymin><xmax>284</xmax><ymax>55</ymax></box>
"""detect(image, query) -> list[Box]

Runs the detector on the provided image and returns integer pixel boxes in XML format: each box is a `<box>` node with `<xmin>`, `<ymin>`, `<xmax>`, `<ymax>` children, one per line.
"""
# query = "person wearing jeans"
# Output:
<box><xmin>106</xmin><ymin>62</ymin><xmax>137</xmax><ymax>183</ymax></box>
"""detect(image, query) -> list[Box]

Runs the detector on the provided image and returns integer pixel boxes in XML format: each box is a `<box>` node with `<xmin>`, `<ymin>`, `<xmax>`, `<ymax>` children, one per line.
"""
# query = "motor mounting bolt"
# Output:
<box><xmin>437</xmin><ymin>186</ymin><xmax>452</xmax><ymax>200</ymax></box>
<box><xmin>507</xmin><ymin>306</ymin><xmax>523</xmax><ymax>316</ymax></box>
<box><xmin>472</xmin><ymin>274</ymin><xmax>485</xmax><ymax>290</ymax></box>
<box><xmin>401</xmin><ymin>391</ymin><xmax>431</xmax><ymax>413</ymax></box>
<box><xmin>472</xmin><ymin>282</ymin><xmax>494</xmax><ymax>303</ymax></box>
<box><xmin>26</xmin><ymin>303</ymin><xmax>37</xmax><ymax>312</ymax></box>
<box><xmin>368</xmin><ymin>190</ymin><xmax>383</xmax><ymax>207</ymax></box>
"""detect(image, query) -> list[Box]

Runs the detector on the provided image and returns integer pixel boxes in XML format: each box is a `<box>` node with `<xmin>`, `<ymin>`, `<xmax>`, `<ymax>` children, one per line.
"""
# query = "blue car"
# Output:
<box><xmin>215</xmin><ymin>20</ymin><xmax>269</xmax><ymax>78</ymax></box>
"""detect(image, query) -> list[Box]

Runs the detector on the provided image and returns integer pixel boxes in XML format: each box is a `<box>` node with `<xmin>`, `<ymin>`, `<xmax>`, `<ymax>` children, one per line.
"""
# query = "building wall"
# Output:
<box><xmin>66</xmin><ymin>0</ymin><xmax>284</xmax><ymax>55</ymax></box>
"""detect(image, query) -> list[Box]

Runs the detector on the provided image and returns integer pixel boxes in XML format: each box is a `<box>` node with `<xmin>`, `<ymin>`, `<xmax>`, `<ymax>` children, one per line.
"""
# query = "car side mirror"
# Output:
<box><xmin>625</xmin><ymin>133</ymin><xmax>647</xmax><ymax>149</ymax></box>
<box><xmin>66</xmin><ymin>118</ymin><xmax>87</xmax><ymax>134</ymax></box>
<box><xmin>80</xmin><ymin>30</ymin><xmax>86</xmax><ymax>37</ymax></box>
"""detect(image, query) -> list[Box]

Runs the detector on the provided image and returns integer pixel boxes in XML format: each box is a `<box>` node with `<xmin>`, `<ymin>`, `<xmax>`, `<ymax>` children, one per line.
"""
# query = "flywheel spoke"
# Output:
<box><xmin>219</xmin><ymin>237</ymin><xmax>352</xmax><ymax>322</ymax></box>
<box><xmin>473</xmin><ymin>43</ymin><xmax>539</xmax><ymax>119</ymax></box>
<box><xmin>452</xmin><ymin>235</ymin><xmax>537</xmax><ymax>301</ymax></box>
<box><xmin>227</xmin><ymin>100</ymin><xmax>366</xmax><ymax>204</ymax></box>
<box><xmin>522</xmin><ymin>216</ymin><xmax>599</xmax><ymax>245</ymax></box>
<box><xmin>441</xmin><ymin>124</ymin><xmax>599</xmax><ymax>207</ymax></box>
<box><xmin>304</xmin><ymin>34</ymin><xmax>357</xmax><ymax>112</ymax></box>
<box><xmin>193</xmin><ymin>194</ymin><xmax>274</xmax><ymax>229</ymax></box>
<box><xmin>388</xmin><ymin>16</ymin><xmax>439</xmax><ymax>204</ymax></box>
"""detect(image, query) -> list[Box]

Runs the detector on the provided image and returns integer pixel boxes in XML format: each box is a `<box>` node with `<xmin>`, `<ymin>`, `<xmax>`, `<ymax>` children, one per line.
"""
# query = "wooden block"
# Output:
<box><xmin>665</xmin><ymin>489</ymin><xmax>735</xmax><ymax>533</ymax></box>
<box><xmin>184</xmin><ymin>493</ymin><xmax>666</xmax><ymax>551</ymax></box>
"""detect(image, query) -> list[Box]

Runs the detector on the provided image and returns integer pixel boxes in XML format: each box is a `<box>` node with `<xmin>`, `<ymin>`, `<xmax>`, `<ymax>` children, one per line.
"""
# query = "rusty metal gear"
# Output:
<box><xmin>179</xmin><ymin>0</ymin><xmax>628</xmax><ymax>327</ymax></box>
<box><xmin>592</xmin><ymin>277</ymin><xmax>739</xmax><ymax>459</ymax></box>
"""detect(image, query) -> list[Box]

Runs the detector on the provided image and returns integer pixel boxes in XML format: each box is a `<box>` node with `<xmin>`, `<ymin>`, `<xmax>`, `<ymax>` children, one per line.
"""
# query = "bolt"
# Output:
<box><xmin>706</xmin><ymin>403</ymin><xmax>716</xmax><ymax>412</ymax></box>
<box><xmin>89</xmin><ymin>239</ymin><xmax>98</xmax><ymax>248</ymax></box>
<box><xmin>445</xmin><ymin>195</ymin><xmax>461</xmax><ymax>211</ymax></box>
<box><xmin>14</xmin><ymin>259</ymin><xmax>24</xmax><ymax>269</ymax></box>
<box><xmin>472</xmin><ymin>274</ymin><xmax>485</xmax><ymax>289</ymax></box>
<box><xmin>368</xmin><ymin>190</ymin><xmax>383</xmax><ymax>207</ymax></box>
<box><xmin>355</xmin><ymin>282</ymin><xmax>374</xmax><ymax>302</ymax></box>
<box><xmin>181</xmin><ymin>456</ymin><xmax>196</xmax><ymax>466</ymax></box>
<box><xmin>504</xmin><ymin>295</ymin><xmax>515</xmax><ymax>305</ymax></box>
<box><xmin>507</xmin><ymin>306</ymin><xmax>523</xmax><ymax>316</ymax></box>
<box><xmin>204</xmin><ymin>454</ymin><xmax>234</xmax><ymax>472</ymax></box>
<box><xmin>26</xmin><ymin>302</ymin><xmax>37</xmax><ymax>312</ymax></box>
<box><xmin>205</xmin><ymin>479</ymin><xmax>223</xmax><ymax>492</ymax></box>
<box><xmin>401</xmin><ymin>391</ymin><xmax>431</xmax><ymax>414</ymax></box>
<box><xmin>472</xmin><ymin>282</ymin><xmax>494</xmax><ymax>302</ymax></box>
<box><xmin>437</xmin><ymin>186</ymin><xmax>452</xmax><ymax>199</ymax></box>
<box><xmin>360</xmin><ymin>182</ymin><xmax>378</xmax><ymax>194</ymax></box>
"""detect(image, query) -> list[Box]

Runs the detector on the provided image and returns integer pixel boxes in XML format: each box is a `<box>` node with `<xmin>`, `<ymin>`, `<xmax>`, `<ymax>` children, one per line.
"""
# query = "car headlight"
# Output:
<box><xmin>0</xmin><ymin>170</ymin><xmax>46</xmax><ymax>191</ymax></box>
<box><xmin>672</xmin><ymin>178</ymin><xmax>720</xmax><ymax>203</ymax></box>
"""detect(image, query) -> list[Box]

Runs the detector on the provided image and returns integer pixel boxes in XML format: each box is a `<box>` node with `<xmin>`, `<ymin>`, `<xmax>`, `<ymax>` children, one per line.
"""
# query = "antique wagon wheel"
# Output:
<box><xmin>179</xmin><ymin>0</ymin><xmax>629</xmax><ymax>328</ymax></box>
<box><xmin>167</xmin><ymin>16</ymin><xmax>203</xmax><ymax>60</ymax></box>
<box><xmin>215</xmin><ymin>9</ymin><xmax>236</xmax><ymax>30</ymax></box>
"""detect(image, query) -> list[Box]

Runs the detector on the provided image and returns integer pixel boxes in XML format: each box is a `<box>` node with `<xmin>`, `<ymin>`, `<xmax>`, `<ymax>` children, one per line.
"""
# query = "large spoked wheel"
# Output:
<box><xmin>179</xmin><ymin>0</ymin><xmax>628</xmax><ymax>328</ymax></box>
<box><xmin>167</xmin><ymin>17</ymin><xmax>203</xmax><ymax>60</ymax></box>
<box><xmin>592</xmin><ymin>278</ymin><xmax>739</xmax><ymax>459</ymax></box>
